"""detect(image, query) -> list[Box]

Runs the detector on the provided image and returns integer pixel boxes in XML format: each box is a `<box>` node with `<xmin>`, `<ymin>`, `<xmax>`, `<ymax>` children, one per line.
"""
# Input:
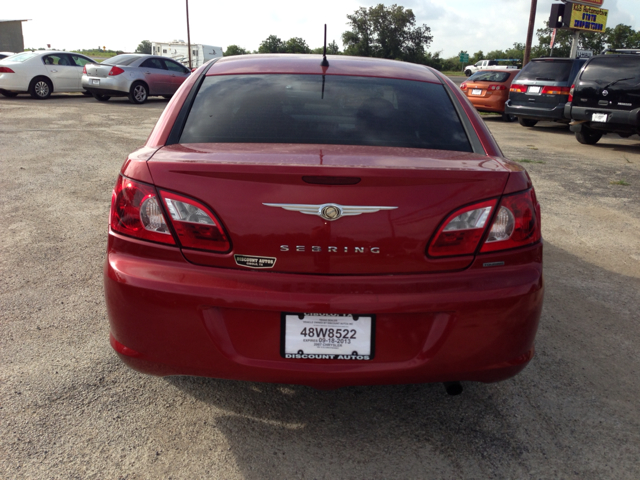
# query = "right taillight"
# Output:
<box><xmin>82</xmin><ymin>65</ymin><xmax>87</xmax><ymax>74</ymax></box>
<box><xmin>480</xmin><ymin>188</ymin><xmax>541</xmax><ymax>253</ymax></box>
<box><xmin>510</xmin><ymin>84</ymin><xmax>527</xmax><ymax>93</ymax></box>
<box><xmin>428</xmin><ymin>188</ymin><xmax>541</xmax><ymax>257</ymax></box>
<box><xmin>568</xmin><ymin>84</ymin><xmax>575</xmax><ymax>102</ymax></box>
<box><xmin>109</xmin><ymin>66</ymin><xmax>125</xmax><ymax>76</ymax></box>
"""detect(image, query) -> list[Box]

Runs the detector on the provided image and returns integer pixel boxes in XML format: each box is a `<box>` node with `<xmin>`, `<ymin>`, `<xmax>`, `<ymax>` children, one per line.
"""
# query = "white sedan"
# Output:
<box><xmin>0</xmin><ymin>51</ymin><xmax>94</xmax><ymax>99</ymax></box>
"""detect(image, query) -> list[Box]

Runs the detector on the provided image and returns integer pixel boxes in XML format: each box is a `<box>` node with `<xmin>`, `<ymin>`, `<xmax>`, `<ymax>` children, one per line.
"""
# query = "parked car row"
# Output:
<box><xmin>0</xmin><ymin>51</ymin><xmax>191</xmax><ymax>104</ymax></box>
<box><xmin>463</xmin><ymin>50</ymin><xmax>640</xmax><ymax>146</ymax></box>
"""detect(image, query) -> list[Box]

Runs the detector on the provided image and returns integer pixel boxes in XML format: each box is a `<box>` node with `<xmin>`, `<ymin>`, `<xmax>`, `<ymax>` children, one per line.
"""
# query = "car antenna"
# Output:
<box><xmin>321</xmin><ymin>24</ymin><xmax>329</xmax><ymax>67</ymax></box>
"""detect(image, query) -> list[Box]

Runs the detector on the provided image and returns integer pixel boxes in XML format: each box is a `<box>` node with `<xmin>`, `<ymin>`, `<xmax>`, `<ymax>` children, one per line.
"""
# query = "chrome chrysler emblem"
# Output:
<box><xmin>263</xmin><ymin>203</ymin><xmax>398</xmax><ymax>221</ymax></box>
<box><xmin>602</xmin><ymin>90</ymin><xmax>609</xmax><ymax>96</ymax></box>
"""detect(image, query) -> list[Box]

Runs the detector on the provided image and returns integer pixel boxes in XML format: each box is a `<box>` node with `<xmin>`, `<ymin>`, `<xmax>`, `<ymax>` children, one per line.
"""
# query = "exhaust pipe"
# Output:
<box><xmin>443</xmin><ymin>381</ymin><xmax>463</xmax><ymax>396</ymax></box>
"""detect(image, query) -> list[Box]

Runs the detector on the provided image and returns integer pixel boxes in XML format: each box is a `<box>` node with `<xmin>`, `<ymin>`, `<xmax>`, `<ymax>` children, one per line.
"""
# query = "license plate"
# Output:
<box><xmin>592</xmin><ymin>113</ymin><xmax>608</xmax><ymax>122</ymax></box>
<box><xmin>92</xmin><ymin>79</ymin><xmax>100</xmax><ymax>85</ymax></box>
<box><xmin>281</xmin><ymin>313</ymin><xmax>375</xmax><ymax>360</ymax></box>
<box><xmin>471</xmin><ymin>89</ymin><xmax>483</xmax><ymax>95</ymax></box>
<box><xmin>528</xmin><ymin>86</ymin><xmax>541</xmax><ymax>94</ymax></box>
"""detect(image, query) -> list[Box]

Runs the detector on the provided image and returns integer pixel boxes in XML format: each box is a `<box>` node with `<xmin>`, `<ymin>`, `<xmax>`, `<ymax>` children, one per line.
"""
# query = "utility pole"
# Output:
<box><xmin>523</xmin><ymin>0</ymin><xmax>538</xmax><ymax>67</ymax></box>
<box><xmin>186</xmin><ymin>0</ymin><xmax>192</xmax><ymax>70</ymax></box>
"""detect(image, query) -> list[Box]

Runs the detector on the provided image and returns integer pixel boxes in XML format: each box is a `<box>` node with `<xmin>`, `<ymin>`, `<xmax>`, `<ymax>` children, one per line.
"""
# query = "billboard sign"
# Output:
<box><xmin>570</xmin><ymin>0</ymin><xmax>604</xmax><ymax>6</ymax></box>
<box><xmin>569</xmin><ymin>3</ymin><xmax>608</xmax><ymax>32</ymax></box>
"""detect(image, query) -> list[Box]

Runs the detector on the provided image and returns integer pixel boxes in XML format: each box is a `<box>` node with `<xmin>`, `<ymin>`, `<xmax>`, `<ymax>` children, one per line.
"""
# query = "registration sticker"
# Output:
<box><xmin>281</xmin><ymin>313</ymin><xmax>375</xmax><ymax>360</ymax></box>
<box><xmin>592</xmin><ymin>113</ymin><xmax>608</xmax><ymax>123</ymax></box>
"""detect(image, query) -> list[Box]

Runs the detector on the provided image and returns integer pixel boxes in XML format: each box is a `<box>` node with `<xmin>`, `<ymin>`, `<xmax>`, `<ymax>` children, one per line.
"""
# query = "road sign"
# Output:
<box><xmin>459</xmin><ymin>53</ymin><xmax>469</xmax><ymax>63</ymax></box>
<box><xmin>577</xmin><ymin>49</ymin><xmax>594</xmax><ymax>58</ymax></box>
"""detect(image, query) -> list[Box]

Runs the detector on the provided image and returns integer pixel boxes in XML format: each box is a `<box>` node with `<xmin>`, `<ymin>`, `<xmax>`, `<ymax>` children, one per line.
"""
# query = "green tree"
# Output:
<box><xmin>135</xmin><ymin>40</ymin><xmax>152</xmax><ymax>54</ymax></box>
<box><xmin>258</xmin><ymin>35</ymin><xmax>285</xmax><ymax>54</ymax></box>
<box><xmin>224</xmin><ymin>45</ymin><xmax>249</xmax><ymax>56</ymax></box>
<box><xmin>342</xmin><ymin>4</ymin><xmax>432</xmax><ymax>63</ymax></box>
<box><xmin>327</xmin><ymin>40</ymin><xmax>340</xmax><ymax>54</ymax></box>
<box><xmin>605</xmin><ymin>24</ymin><xmax>640</xmax><ymax>49</ymax></box>
<box><xmin>284</xmin><ymin>37</ymin><xmax>311</xmax><ymax>54</ymax></box>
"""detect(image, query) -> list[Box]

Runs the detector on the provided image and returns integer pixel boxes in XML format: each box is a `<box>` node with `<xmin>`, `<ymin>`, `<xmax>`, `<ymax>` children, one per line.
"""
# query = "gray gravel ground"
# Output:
<box><xmin>1</xmin><ymin>95</ymin><xmax>639</xmax><ymax>479</ymax></box>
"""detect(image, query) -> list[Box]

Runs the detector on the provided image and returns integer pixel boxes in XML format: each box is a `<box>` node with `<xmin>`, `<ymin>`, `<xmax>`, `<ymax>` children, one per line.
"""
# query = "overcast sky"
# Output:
<box><xmin>4</xmin><ymin>0</ymin><xmax>639</xmax><ymax>57</ymax></box>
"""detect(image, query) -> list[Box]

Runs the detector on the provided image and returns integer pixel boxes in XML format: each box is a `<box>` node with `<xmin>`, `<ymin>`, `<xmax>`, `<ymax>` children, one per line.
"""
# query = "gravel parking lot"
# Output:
<box><xmin>1</xmin><ymin>94</ymin><xmax>639</xmax><ymax>479</ymax></box>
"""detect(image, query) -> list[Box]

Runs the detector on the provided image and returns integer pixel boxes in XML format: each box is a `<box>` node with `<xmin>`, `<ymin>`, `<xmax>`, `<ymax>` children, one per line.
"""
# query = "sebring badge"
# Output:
<box><xmin>263</xmin><ymin>203</ymin><xmax>398</xmax><ymax>221</ymax></box>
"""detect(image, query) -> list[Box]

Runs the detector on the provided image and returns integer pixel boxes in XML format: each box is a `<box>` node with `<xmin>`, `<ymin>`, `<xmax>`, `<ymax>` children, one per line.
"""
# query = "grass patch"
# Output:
<box><xmin>441</xmin><ymin>71</ymin><xmax>467</xmax><ymax>76</ymax></box>
<box><xmin>516</xmin><ymin>159</ymin><xmax>546</xmax><ymax>164</ymax></box>
<box><xmin>610</xmin><ymin>180</ymin><xmax>630</xmax><ymax>186</ymax></box>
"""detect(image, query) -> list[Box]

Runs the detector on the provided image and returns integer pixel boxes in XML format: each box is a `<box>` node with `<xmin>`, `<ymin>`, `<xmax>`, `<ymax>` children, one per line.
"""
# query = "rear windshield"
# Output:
<box><xmin>103</xmin><ymin>54</ymin><xmax>140</xmax><ymax>66</ymax></box>
<box><xmin>469</xmin><ymin>71</ymin><xmax>511</xmax><ymax>83</ymax></box>
<box><xmin>518</xmin><ymin>60</ymin><xmax>573</xmax><ymax>82</ymax></box>
<box><xmin>3</xmin><ymin>52</ymin><xmax>36</xmax><ymax>63</ymax></box>
<box><xmin>581</xmin><ymin>56</ymin><xmax>640</xmax><ymax>84</ymax></box>
<box><xmin>179</xmin><ymin>74</ymin><xmax>472</xmax><ymax>152</ymax></box>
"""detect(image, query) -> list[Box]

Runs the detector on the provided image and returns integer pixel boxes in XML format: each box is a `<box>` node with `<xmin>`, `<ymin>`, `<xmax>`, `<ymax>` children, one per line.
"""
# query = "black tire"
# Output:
<box><xmin>502</xmin><ymin>113</ymin><xmax>516</xmax><ymax>122</ymax></box>
<box><xmin>92</xmin><ymin>92</ymin><xmax>111</xmax><ymax>102</ymax></box>
<box><xmin>464</xmin><ymin>70</ymin><xmax>472</xmax><ymax>77</ymax></box>
<box><xmin>29</xmin><ymin>77</ymin><xmax>52</xmax><ymax>99</ymax></box>
<box><xmin>82</xmin><ymin>90</ymin><xmax>92</xmax><ymax>96</ymax></box>
<box><xmin>575</xmin><ymin>128</ymin><xmax>602</xmax><ymax>145</ymax></box>
<box><xmin>162</xmin><ymin>95</ymin><xmax>172</xmax><ymax>99</ymax></box>
<box><xmin>128</xmin><ymin>82</ymin><xmax>148</xmax><ymax>104</ymax></box>
<box><xmin>0</xmin><ymin>89</ymin><xmax>19</xmax><ymax>98</ymax></box>
<box><xmin>518</xmin><ymin>118</ymin><xmax>538</xmax><ymax>128</ymax></box>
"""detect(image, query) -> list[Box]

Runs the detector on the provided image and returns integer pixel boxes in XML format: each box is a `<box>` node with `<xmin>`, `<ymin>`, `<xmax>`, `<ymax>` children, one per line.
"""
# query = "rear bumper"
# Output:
<box><xmin>505</xmin><ymin>101</ymin><xmax>567</xmax><ymax>122</ymax></box>
<box><xmin>105</xmin><ymin>232</ymin><xmax>544</xmax><ymax>388</ymax></box>
<box><xmin>565</xmin><ymin>104</ymin><xmax>640</xmax><ymax>132</ymax></box>
<box><xmin>468</xmin><ymin>93</ymin><xmax>508</xmax><ymax>113</ymax></box>
<box><xmin>81</xmin><ymin>75</ymin><xmax>131</xmax><ymax>96</ymax></box>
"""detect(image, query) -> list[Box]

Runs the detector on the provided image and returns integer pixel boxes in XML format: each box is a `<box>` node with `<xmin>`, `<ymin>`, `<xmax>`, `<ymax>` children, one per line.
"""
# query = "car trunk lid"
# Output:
<box><xmin>148</xmin><ymin>144</ymin><xmax>511</xmax><ymax>274</ymax></box>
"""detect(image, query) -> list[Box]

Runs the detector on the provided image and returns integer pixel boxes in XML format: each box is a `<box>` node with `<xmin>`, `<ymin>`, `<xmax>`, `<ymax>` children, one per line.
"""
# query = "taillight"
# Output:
<box><xmin>569</xmin><ymin>84</ymin><xmax>575</xmax><ymax>102</ymax></box>
<box><xmin>109</xmin><ymin>66</ymin><xmax>125</xmax><ymax>76</ymax></box>
<box><xmin>460</xmin><ymin>82</ymin><xmax>468</xmax><ymax>91</ymax></box>
<box><xmin>488</xmin><ymin>84</ymin><xmax>507</xmax><ymax>91</ymax></box>
<box><xmin>510</xmin><ymin>84</ymin><xmax>527</xmax><ymax>93</ymax></box>
<box><xmin>0</xmin><ymin>67</ymin><xmax>15</xmax><ymax>73</ymax></box>
<box><xmin>541</xmin><ymin>86</ymin><xmax>571</xmax><ymax>95</ymax></box>
<box><xmin>480</xmin><ymin>189</ymin><xmax>541</xmax><ymax>253</ymax></box>
<box><xmin>82</xmin><ymin>65</ymin><xmax>87</xmax><ymax>74</ymax></box>
<box><xmin>428</xmin><ymin>188</ymin><xmax>541</xmax><ymax>257</ymax></box>
<box><xmin>159</xmin><ymin>190</ymin><xmax>230</xmax><ymax>253</ymax></box>
<box><xmin>110</xmin><ymin>176</ymin><xmax>175</xmax><ymax>245</ymax></box>
<box><xmin>428</xmin><ymin>200</ymin><xmax>497</xmax><ymax>257</ymax></box>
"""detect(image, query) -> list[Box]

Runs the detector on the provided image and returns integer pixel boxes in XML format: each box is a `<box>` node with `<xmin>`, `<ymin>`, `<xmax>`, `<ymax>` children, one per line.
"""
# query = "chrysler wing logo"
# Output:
<box><xmin>263</xmin><ymin>203</ymin><xmax>397</xmax><ymax>221</ymax></box>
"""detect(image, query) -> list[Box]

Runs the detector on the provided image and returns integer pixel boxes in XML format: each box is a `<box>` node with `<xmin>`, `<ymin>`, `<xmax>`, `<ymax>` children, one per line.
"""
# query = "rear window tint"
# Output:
<box><xmin>179</xmin><ymin>74</ymin><xmax>472</xmax><ymax>152</ymax></box>
<box><xmin>103</xmin><ymin>55</ymin><xmax>140</xmax><ymax>66</ymax></box>
<box><xmin>4</xmin><ymin>52</ymin><xmax>36</xmax><ymax>63</ymax></box>
<box><xmin>581</xmin><ymin>56</ymin><xmax>640</xmax><ymax>84</ymax></box>
<box><xmin>518</xmin><ymin>60</ymin><xmax>573</xmax><ymax>82</ymax></box>
<box><xmin>469</xmin><ymin>71</ymin><xmax>512</xmax><ymax>83</ymax></box>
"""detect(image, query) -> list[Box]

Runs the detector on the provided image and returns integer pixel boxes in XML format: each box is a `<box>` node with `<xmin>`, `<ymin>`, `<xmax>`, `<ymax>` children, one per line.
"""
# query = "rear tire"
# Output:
<box><xmin>518</xmin><ymin>118</ymin><xmax>538</xmax><ymax>127</ymax></box>
<box><xmin>29</xmin><ymin>77</ymin><xmax>52</xmax><ymax>99</ymax></box>
<box><xmin>82</xmin><ymin>90</ymin><xmax>92</xmax><ymax>96</ymax></box>
<box><xmin>502</xmin><ymin>113</ymin><xmax>516</xmax><ymax>122</ymax></box>
<box><xmin>128</xmin><ymin>82</ymin><xmax>148</xmax><ymax>104</ymax></box>
<box><xmin>575</xmin><ymin>128</ymin><xmax>602</xmax><ymax>145</ymax></box>
<box><xmin>92</xmin><ymin>93</ymin><xmax>111</xmax><ymax>102</ymax></box>
<box><xmin>0</xmin><ymin>89</ymin><xmax>19</xmax><ymax>97</ymax></box>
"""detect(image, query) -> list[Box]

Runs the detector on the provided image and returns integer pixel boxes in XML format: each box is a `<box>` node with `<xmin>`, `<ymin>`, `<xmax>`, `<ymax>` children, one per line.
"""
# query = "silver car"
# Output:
<box><xmin>82</xmin><ymin>54</ymin><xmax>191</xmax><ymax>104</ymax></box>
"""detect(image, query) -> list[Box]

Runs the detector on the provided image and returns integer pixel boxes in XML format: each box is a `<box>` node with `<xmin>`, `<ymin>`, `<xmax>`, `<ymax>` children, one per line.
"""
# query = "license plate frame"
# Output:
<box><xmin>592</xmin><ymin>113</ymin><xmax>608</xmax><ymax>123</ymax></box>
<box><xmin>471</xmin><ymin>89</ymin><xmax>483</xmax><ymax>96</ymax></box>
<box><xmin>528</xmin><ymin>86</ymin><xmax>542</xmax><ymax>94</ymax></box>
<box><xmin>281</xmin><ymin>312</ymin><xmax>375</xmax><ymax>360</ymax></box>
<box><xmin>92</xmin><ymin>79</ymin><xmax>100</xmax><ymax>85</ymax></box>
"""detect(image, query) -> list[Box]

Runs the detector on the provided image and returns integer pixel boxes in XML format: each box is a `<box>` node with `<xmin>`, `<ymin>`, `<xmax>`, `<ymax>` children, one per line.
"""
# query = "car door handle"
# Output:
<box><xmin>51</xmin><ymin>69</ymin><xmax>58</xmax><ymax>73</ymax></box>
<box><xmin>145</xmin><ymin>71</ymin><xmax>151</xmax><ymax>75</ymax></box>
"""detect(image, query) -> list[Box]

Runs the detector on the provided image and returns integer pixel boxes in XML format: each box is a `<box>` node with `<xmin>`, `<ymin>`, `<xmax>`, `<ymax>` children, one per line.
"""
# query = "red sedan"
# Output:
<box><xmin>105</xmin><ymin>54</ymin><xmax>543</xmax><ymax>394</ymax></box>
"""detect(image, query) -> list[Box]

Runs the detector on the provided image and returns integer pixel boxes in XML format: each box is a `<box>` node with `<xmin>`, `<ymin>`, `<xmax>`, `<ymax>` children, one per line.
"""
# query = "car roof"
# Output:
<box><xmin>206</xmin><ymin>54</ymin><xmax>443</xmax><ymax>84</ymax></box>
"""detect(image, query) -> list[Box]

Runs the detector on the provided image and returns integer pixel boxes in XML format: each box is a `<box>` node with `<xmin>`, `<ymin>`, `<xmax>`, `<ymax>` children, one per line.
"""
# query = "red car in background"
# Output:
<box><xmin>461</xmin><ymin>69</ymin><xmax>520</xmax><ymax>121</ymax></box>
<box><xmin>105</xmin><ymin>55</ymin><xmax>543</xmax><ymax>394</ymax></box>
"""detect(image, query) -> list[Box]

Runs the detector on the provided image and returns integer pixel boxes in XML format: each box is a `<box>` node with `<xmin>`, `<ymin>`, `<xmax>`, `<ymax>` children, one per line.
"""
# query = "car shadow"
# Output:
<box><xmin>165</xmin><ymin>241</ymin><xmax>640</xmax><ymax>478</ymax></box>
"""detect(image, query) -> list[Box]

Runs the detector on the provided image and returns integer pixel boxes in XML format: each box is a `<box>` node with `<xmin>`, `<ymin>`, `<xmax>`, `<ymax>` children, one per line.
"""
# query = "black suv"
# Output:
<box><xmin>505</xmin><ymin>57</ymin><xmax>587</xmax><ymax>127</ymax></box>
<box><xmin>565</xmin><ymin>50</ymin><xmax>640</xmax><ymax>144</ymax></box>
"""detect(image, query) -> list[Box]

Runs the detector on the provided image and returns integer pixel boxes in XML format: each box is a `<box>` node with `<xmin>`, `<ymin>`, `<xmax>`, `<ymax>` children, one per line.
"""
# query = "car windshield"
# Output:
<box><xmin>581</xmin><ymin>56</ymin><xmax>640</xmax><ymax>84</ymax></box>
<box><xmin>3</xmin><ymin>52</ymin><xmax>37</xmax><ymax>63</ymax></box>
<box><xmin>103</xmin><ymin>55</ymin><xmax>140</xmax><ymax>66</ymax></box>
<box><xmin>469</xmin><ymin>71</ymin><xmax>511</xmax><ymax>83</ymax></box>
<box><xmin>518</xmin><ymin>60</ymin><xmax>573</xmax><ymax>82</ymax></box>
<box><xmin>180</xmin><ymin>74</ymin><xmax>471</xmax><ymax>152</ymax></box>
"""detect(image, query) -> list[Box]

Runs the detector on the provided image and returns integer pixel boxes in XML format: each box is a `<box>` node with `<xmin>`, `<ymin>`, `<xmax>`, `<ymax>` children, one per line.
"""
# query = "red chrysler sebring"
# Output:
<box><xmin>105</xmin><ymin>54</ymin><xmax>543</xmax><ymax>393</ymax></box>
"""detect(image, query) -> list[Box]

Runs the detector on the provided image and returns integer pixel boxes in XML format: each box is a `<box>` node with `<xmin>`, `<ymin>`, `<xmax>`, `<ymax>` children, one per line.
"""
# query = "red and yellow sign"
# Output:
<box><xmin>570</xmin><ymin>3</ymin><xmax>608</xmax><ymax>32</ymax></box>
<box><xmin>571</xmin><ymin>0</ymin><xmax>604</xmax><ymax>6</ymax></box>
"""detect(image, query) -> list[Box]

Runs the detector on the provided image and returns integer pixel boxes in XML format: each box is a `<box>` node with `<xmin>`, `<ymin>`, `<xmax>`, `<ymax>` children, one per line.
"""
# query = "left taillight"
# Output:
<box><xmin>428</xmin><ymin>188</ymin><xmax>541</xmax><ymax>257</ymax></box>
<box><xmin>110</xmin><ymin>175</ymin><xmax>175</xmax><ymax>245</ymax></box>
<box><xmin>0</xmin><ymin>67</ymin><xmax>15</xmax><ymax>73</ymax></box>
<box><xmin>568</xmin><ymin>84</ymin><xmax>575</xmax><ymax>102</ymax></box>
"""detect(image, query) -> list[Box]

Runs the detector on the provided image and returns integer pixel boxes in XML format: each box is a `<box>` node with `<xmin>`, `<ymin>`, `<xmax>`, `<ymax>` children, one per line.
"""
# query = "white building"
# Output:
<box><xmin>151</xmin><ymin>40</ymin><xmax>223</xmax><ymax>68</ymax></box>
